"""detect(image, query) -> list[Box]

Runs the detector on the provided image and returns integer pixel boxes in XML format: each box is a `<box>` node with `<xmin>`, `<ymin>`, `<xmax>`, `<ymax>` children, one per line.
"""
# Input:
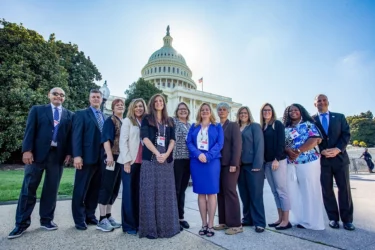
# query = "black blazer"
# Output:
<box><xmin>22</xmin><ymin>104</ymin><xmax>74</xmax><ymax>164</ymax></box>
<box><xmin>312</xmin><ymin>112</ymin><xmax>350</xmax><ymax>166</ymax></box>
<box><xmin>72</xmin><ymin>107</ymin><xmax>103</xmax><ymax>165</ymax></box>
<box><xmin>140</xmin><ymin>115</ymin><xmax>175</xmax><ymax>163</ymax></box>
<box><xmin>241</xmin><ymin>122</ymin><xmax>265</xmax><ymax>170</ymax></box>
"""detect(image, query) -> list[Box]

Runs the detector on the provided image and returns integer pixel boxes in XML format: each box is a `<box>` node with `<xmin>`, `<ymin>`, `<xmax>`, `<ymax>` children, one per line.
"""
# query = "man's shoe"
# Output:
<box><xmin>75</xmin><ymin>222</ymin><xmax>88</xmax><ymax>230</ymax></box>
<box><xmin>125</xmin><ymin>230</ymin><xmax>137</xmax><ymax>235</ymax></box>
<box><xmin>8</xmin><ymin>227</ymin><xmax>27</xmax><ymax>239</ymax></box>
<box><xmin>343</xmin><ymin>223</ymin><xmax>355</xmax><ymax>231</ymax></box>
<box><xmin>180</xmin><ymin>225</ymin><xmax>184</xmax><ymax>231</ymax></box>
<box><xmin>179</xmin><ymin>220</ymin><xmax>190</xmax><ymax>229</ymax></box>
<box><xmin>41</xmin><ymin>221</ymin><xmax>58</xmax><ymax>231</ymax></box>
<box><xmin>96</xmin><ymin>218</ymin><xmax>114</xmax><ymax>232</ymax></box>
<box><xmin>107</xmin><ymin>216</ymin><xmax>121</xmax><ymax>229</ymax></box>
<box><xmin>329</xmin><ymin>220</ymin><xmax>340</xmax><ymax>229</ymax></box>
<box><xmin>86</xmin><ymin>217</ymin><xmax>99</xmax><ymax>225</ymax></box>
<box><xmin>241</xmin><ymin>220</ymin><xmax>254</xmax><ymax>227</ymax></box>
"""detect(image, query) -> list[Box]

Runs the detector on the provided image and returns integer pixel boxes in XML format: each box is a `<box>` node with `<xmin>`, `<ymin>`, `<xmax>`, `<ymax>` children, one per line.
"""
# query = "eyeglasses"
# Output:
<box><xmin>51</xmin><ymin>92</ymin><xmax>65</xmax><ymax>98</ymax></box>
<box><xmin>239</xmin><ymin>112</ymin><xmax>248</xmax><ymax>115</ymax></box>
<box><xmin>263</xmin><ymin>109</ymin><xmax>272</xmax><ymax>112</ymax></box>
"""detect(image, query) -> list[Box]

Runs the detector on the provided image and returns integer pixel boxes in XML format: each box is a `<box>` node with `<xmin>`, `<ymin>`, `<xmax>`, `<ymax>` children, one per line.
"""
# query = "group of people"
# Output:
<box><xmin>8</xmin><ymin>87</ymin><xmax>356</xmax><ymax>240</ymax></box>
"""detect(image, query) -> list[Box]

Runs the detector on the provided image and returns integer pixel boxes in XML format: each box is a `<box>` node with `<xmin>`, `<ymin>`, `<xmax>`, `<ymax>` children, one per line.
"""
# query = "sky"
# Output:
<box><xmin>2</xmin><ymin>0</ymin><xmax>375</xmax><ymax>118</ymax></box>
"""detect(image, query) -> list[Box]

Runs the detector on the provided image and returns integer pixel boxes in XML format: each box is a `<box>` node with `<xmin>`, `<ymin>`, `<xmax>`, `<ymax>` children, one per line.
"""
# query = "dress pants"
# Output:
<box><xmin>237</xmin><ymin>164</ymin><xmax>266</xmax><ymax>228</ymax></box>
<box><xmin>72</xmin><ymin>161</ymin><xmax>101</xmax><ymax>225</ymax></box>
<box><xmin>121</xmin><ymin>163</ymin><xmax>141</xmax><ymax>232</ymax></box>
<box><xmin>15</xmin><ymin>147</ymin><xmax>63</xmax><ymax>227</ymax></box>
<box><xmin>320</xmin><ymin>163</ymin><xmax>353</xmax><ymax>223</ymax></box>
<box><xmin>98</xmin><ymin>155</ymin><xmax>121</xmax><ymax>205</ymax></box>
<box><xmin>173</xmin><ymin>159</ymin><xmax>191</xmax><ymax>220</ymax></box>
<box><xmin>218</xmin><ymin>166</ymin><xmax>241</xmax><ymax>227</ymax></box>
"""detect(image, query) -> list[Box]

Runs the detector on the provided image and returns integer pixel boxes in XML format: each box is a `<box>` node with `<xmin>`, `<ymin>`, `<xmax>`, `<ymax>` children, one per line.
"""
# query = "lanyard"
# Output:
<box><xmin>158</xmin><ymin>122</ymin><xmax>166</xmax><ymax>137</ymax></box>
<box><xmin>136</xmin><ymin>118</ymin><xmax>141</xmax><ymax>127</ymax></box>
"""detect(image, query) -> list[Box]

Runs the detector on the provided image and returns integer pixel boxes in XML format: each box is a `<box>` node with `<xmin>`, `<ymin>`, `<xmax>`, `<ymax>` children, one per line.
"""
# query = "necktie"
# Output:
<box><xmin>320</xmin><ymin>113</ymin><xmax>328</xmax><ymax>134</ymax></box>
<box><xmin>96</xmin><ymin>110</ymin><xmax>103</xmax><ymax>132</ymax></box>
<box><xmin>52</xmin><ymin>107</ymin><xmax>60</xmax><ymax>142</ymax></box>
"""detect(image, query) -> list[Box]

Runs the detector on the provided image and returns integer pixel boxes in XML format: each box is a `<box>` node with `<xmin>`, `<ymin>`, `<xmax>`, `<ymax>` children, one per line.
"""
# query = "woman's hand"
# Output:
<box><xmin>198</xmin><ymin>153</ymin><xmax>207</xmax><ymax>163</ymax></box>
<box><xmin>106</xmin><ymin>155</ymin><xmax>114</xmax><ymax>167</ymax></box>
<box><xmin>157</xmin><ymin>153</ymin><xmax>168</xmax><ymax>164</ymax></box>
<box><xmin>124</xmin><ymin>162</ymin><xmax>131</xmax><ymax>173</ymax></box>
<box><xmin>272</xmin><ymin>159</ymin><xmax>279</xmax><ymax>171</ymax></box>
<box><xmin>229</xmin><ymin>166</ymin><xmax>237</xmax><ymax>172</ymax></box>
<box><xmin>286</xmin><ymin>148</ymin><xmax>299</xmax><ymax>161</ymax></box>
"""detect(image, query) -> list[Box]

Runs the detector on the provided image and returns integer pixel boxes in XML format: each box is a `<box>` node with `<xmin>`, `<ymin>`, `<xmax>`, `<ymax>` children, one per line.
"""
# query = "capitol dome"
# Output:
<box><xmin>141</xmin><ymin>26</ymin><xmax>197</xmax><ymax>90</ymax></box>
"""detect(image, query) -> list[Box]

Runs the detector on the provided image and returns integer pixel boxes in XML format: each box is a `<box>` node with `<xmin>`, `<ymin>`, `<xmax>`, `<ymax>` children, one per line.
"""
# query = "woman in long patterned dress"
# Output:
<box><xmin>138</xmin><ymin>94</ymin><xmax>180</xmax><ymax>239</ymax></box>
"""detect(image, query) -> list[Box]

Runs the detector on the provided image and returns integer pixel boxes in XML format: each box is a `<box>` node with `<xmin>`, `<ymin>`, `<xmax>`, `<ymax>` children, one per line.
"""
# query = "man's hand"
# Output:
<box><xmin>324</xmin><ymin>148</ymin><xmax>341</xmax><ymax>158</ymax></box>
<box><xmin>272</xmin><ymin>159</ymin><xmax>279</xmax><ymax>171</ymax></box>
<box><xmin>64</xmin><ymin>155</ymin><xmax>72</xmax><ymax>165</ymax></box>
<box><xmin>124</xmin><ymin>162</ymin><xmax>131</xmax><ymax>173</ymax></box>
<box><xmin>74</xmin><ymin>156</ymin><xmax>83</xmax><ymax>170</ymax></box>
<box><xmin>198</xmin><ymin>153</ymin><xmax>207</xmax><ymax>163</ymax></box>
<box><xmin>22</xmin><ymin>151</ymin><xmax>34</xmax><ymax>165</ymax></box>
<box><xmin>229</xmin><ymin>166</ymin><xmax>237</xmax><ymax>172</ymax></box>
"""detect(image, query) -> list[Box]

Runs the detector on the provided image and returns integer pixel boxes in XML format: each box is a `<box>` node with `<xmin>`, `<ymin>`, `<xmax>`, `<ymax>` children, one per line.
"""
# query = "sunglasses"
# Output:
<box><xmin>51</xmin><ymin>92</ymin><xmax>65</xmax><ymax>98</ymax></box>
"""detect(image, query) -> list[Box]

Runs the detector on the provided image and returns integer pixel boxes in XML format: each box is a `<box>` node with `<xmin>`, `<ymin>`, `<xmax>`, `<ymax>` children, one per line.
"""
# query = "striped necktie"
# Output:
<box><xmin>52</xmin><ymin>107</ymin><xmax>60</xmax><ymax>142</ymax></box>
<box><xmin>96</xmin><ymin>110</ymin><xmax>103</xmax><ymax>132</ymax></box>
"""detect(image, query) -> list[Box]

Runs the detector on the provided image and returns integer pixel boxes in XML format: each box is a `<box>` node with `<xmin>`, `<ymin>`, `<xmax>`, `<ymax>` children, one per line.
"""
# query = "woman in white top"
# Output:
<box><xmin>118</xmin><ymin>98</ymin><xmax>147</xmax><ymax>235</ymax></box>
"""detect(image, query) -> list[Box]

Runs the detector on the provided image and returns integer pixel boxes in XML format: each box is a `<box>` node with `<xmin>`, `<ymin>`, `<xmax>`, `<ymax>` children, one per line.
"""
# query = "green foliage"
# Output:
<box><xmin>347</xmin><ymin>111</ymin><xmax>375</xmax><ymax>147</ymax></box>
<box><xmin>124</xmin><ymin>78</ymin><xmax>167</xmax><ymax>114</ymax></box>
<box><xmin>0</xmin><ymin>19</ymin><xmax>101</xmax><ymax>163</ymax></box>
<box><xmin>352</xmin><ymin>140</ymin><xmax>359</xmax><ymax>146</ymax></box>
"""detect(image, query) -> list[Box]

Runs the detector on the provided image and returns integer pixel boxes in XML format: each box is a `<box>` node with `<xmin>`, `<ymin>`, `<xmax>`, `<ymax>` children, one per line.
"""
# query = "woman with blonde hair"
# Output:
<box><xmin>237</xmin><ymin>106</ymin><xmax>266</xmax><ymax>233</ymax></box>
<box><xmin>187</xmin><ymin>103</ymin><xmax>224</xmax><ymax>237</ymax></box>
<box><xmin>260</xmin><ymin>103</ymin><xmax>291</xmax><ymax>230</ymax></box>
<box><xmin>118</xmin><ymin>98</ymin><xmax>147</xmax><ymax>235</ymax></box>
<box><xmin>139</xmin><ymin>94</ymin><xmax>180</xmax><ymax>239</ymax></box>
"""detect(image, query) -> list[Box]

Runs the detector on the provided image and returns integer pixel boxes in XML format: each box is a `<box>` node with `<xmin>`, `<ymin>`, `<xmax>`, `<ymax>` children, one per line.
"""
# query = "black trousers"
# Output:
<box><xmin>71</xmin><ymin>160</ymin><xmax>101</xmax><ymax>225</ymax></box>
<box><xmin>173</xmin><ymin>159</ymin><xmax>191</xmax><ymax>220</ymax></box>
<box><xmin>98</xmin><ymin>155</ymin><xmax>121</xmax><ymax>205</ymax></box>
<box><xmin>237</xmin><ymin>164</ymin><xmax>266</xmax><ymax>228</ymax></box>
<box><xmin>121</xmin><ymin>163</ymin><xmax>141</xmax><ymax>232</ymax></box>
<box><xmin>320</xmin><ymin>163</ymin><xmax>353</xmax><ymax>223</ymax></box>
<box><xmin>15</xmin><ymin>147</ymin><xmax>63</xmax><ymax>227</ymax></box>
<box><xmin>218</xmin><ymin>166</ymin><xmax>241</xmax><ymax>227</ymax></box>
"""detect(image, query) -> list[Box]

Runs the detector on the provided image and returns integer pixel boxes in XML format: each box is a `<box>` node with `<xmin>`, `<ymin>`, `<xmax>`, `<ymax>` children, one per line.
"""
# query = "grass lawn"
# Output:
<box><xmin>0</xmin><ymin>168</ymin><xmax>75</xmax><ymax>202</ymax></box>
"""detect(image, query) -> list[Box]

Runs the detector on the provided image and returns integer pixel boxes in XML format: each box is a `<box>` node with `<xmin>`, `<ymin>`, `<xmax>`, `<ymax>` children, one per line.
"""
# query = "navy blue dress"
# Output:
<box><xmin>187</xmin><ymin>123</ymin><xmax>224</xmax><ymax>194</ymax></box>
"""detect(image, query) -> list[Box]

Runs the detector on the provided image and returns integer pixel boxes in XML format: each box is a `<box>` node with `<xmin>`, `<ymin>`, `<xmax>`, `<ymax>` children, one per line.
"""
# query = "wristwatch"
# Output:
<box><xmin>297</xmin><ymin>148</ymin><xmax>301</xmax><ymax>153</ymax></box>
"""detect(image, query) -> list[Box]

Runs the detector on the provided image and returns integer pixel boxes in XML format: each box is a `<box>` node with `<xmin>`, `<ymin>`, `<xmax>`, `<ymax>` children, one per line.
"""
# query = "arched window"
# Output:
<box><xmin>177</xmin><ymin>68</ymin><xmax>179</xmax><ymax>74</ymax></box>
<box><xmin>155</xmin><ymin>67</ymin><xmax>157</xmax><ymax>73</ymax></box>
<box><xmin>150</xmin><ymin>68</ymin><xmax>153</xmax><ymax>73</ymax></box>
<box><xmin>173</xmin><ymin>67</ymin><xmax>175</xmax><ymax>73</ymax></box>
<box><xmin>167</xmin><ymin>82</ymin><xmax>170</xmax><ymax>88</ymax></box>
<box><xmin>159</xmin><ymin>67</ymin><xmax>161</xmax><ymax>72</ymax></box>
<box><xmin>168</xmin><ymin>67</ymin><xmax>170</xmax><ymax>73</ymax></box>
<box><xmin>163</xmin><ymin>67</ymin><xmax>166</xmax><ymax>72</ymax></box>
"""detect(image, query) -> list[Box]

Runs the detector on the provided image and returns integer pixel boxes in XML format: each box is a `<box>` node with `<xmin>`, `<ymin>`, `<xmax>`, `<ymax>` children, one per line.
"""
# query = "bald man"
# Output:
<box><xmin>8</xmin><ymin>87</ymin><xmax>74</xmax><ymax>239</ymax></box>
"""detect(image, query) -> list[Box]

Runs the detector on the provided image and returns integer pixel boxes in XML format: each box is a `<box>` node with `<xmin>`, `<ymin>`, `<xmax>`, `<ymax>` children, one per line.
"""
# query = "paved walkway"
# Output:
<box><xmin>1</xmin><ymin>174</ymin><xmax>374</xmax><ymax>250</ymax></box>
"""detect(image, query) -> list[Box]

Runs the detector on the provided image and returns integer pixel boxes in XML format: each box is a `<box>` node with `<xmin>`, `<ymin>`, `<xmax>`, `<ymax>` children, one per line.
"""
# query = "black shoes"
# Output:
<box><xmin>146</xmin><ymin>235</ymin><xmax>156</xmax><ymax>239</ymax></box>
<box><xmin>85</xmin><ymin>217</ymin><xmax>99</xmax><ymax>225</ymax></box>
<box><xmin>255</xmin><ymin>226</ymin><xmax>265</xmax><ymax>233</ymax></box>
<box><xmin>41</xmin><ymin>221</ymin><xmax>58</xmax><ymax>231</ymax></box>
<box><xmin>268</xmin><ymin>222</ymin><xmax>281</xmax><ymax>227</ymax></box>
<box><xmin>241</xmin><ymin>220</ymin><xmax>254</xmax><ymax>227</ymax></box>
<box><xmin>297</xmin><ymin>224</ymin><xmax>306</xmax><ymax>229</ymax></box>
<box><xmin>329</xmin><ymin>220</ymin><xmax>340</xmax><ymax>229</ymax></box>
<box><xmin>75</xmin><ymin>222</ymin><xmax>88</xmax><ymax>230</ymax></box>
<box><xmin>343</xmin><ymin>223</ymin><xmax>355</xmax><ymax>231</ymax></box>
<box><xmin>179</xmin><ymin>220</ymin><xmax>190</xmax><ymax>229</ymax></box>
<box><xmin>8</xmin><ymin>226</ymin><xmax>27</xmax><ymax>239</ymax></box>
<box><xmin>276</xmin><ymin>222</ymin><xmax>292</xmax><ymax>230</ymax></box>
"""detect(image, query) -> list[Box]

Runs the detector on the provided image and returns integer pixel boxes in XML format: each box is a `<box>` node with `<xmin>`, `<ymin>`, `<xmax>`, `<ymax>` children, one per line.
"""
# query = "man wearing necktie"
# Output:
<box><xmin>8</xmin><ymin>87</ymin><xmax>74</xmax><ymax>239</ymax></box>
<box><xmin>312</xmin><ymin>94</ymin><xmax>355</xmax><ymax>231</ymax></box>
<box><xmin>71</xmin><ymin>89</ymin><xmax>104</xmax><ymax>230</ymax></box>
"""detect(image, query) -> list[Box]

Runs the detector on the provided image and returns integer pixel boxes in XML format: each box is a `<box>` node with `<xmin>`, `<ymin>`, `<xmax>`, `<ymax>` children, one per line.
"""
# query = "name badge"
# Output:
<box><xmin>106</xmin><ymin>162</ymin><xmax>115</xmax><ymax>171</ymax></box>
<box><xmin>198</xmin><ymin>140</ymin><xmax>208</xmax><ymax>151</ymax></box>
<box><xmin>289</xmin><ymin>129</ymin><xmax>300</xmax><ymax>139</ymax></box>
<box><xmin>157</xmin><ymin>136</ymin><xmax>165</xmax><ymax>147</ymax></box>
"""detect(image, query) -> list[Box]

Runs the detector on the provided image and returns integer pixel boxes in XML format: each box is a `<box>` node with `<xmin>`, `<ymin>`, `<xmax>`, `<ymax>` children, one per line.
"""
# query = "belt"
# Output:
<box><xmin>50</xmin><ymin>146</ymin><xmax>57</xmax><ymax>151</ymax></box>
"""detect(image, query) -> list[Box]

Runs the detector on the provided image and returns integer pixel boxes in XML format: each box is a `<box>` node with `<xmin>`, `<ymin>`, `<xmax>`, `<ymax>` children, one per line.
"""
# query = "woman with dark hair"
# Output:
<box><xmin>97</xmin><ymin>98</ymin><xmax>125</xmax><ymax>232</ymax></box>
<box><xmin>283</xmin><ymin>104</ymin><xmax>325</xmax><ymax>230</ymax></box>
<box><xmin>260</xmin><ymin>103</ymin><xmax>291</xmax><ymax>230</ymax></box>
<box><xmin>118</xmin><ymin>98</ymin><xmax>147</xmax><ymax>235</ymax></box>
<box><xmin>237</xmin><ymin>106</ymin><xmax>266</xmax><ymax>233</ymax></box>
<box><xmin>138</xmin><ymin>94</ymin><xmax>180</xmax><ymax>239</ymax></box>
<box><xmin>173</xmin><ymin>102</ymin><xmax>192</xmax><ymax>229</ymax></box>
<box><xmin>360</xmin><ymin>148</ymin><xmax>375</xmax><ymax>173</ymax></box>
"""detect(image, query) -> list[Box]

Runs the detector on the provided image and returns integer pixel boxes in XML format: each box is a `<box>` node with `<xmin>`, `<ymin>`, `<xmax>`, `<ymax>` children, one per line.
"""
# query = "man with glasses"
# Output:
<box><xmin>8</xmin><ymin>87</ymin><xmax>74</xmax><ymax>239</ymax></box>
<box><xmin>71</xmin><ymin>89</ymin><xmax>105</xmax><ymax>230</ymax></box>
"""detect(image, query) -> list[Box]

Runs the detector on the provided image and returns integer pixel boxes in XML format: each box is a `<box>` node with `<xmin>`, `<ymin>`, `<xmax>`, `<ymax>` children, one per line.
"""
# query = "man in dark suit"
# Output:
<box><xmin>8</xmin><ymin>87</ymin><xmax>73</xmax><ymax>239</ymax></box>
<box><xmin>312</xmin><ymin>94</ymin><xmax>355</xmax><ymax>231</ymax></box>
<box><xmin>71</xmin><ymin>89</ymin><xmax>104</xmax><ymax>230</ymax></box>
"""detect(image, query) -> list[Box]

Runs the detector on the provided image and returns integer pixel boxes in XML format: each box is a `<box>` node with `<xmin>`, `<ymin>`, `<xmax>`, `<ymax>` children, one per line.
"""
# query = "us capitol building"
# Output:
<box><xmin>104</xmin><ymin>26</ymin><xmax>242</xmax><ymax>120</ymax></box>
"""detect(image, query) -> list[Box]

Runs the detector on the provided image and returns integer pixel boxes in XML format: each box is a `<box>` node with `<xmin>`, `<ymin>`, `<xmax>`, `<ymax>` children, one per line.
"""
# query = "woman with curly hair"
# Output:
<box><xmin>283</xmin><ymin>104</ymin><xmax>325</xmax><ymax>230</ymax></box>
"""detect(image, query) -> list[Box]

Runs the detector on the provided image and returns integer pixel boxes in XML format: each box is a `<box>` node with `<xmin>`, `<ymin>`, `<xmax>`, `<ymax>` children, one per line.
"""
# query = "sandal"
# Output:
<box><xmin>199</xmin><ymin>225</ymin><xmax>208</xmax><ymax>236</ymax></box>
<box><xmin>255</xmin><ymin>226</ymin><xmax>265</xmax><ymax>233</ymax></box>
<box><xmin>206</xmin><ymin>227</ymin><xmax>215</xmax><ymax>237</ymax></box>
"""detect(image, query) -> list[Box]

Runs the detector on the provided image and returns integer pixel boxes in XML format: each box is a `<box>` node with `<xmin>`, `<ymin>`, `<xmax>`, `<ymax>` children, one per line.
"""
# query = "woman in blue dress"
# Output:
<box><xmin>187</xmin><ymin>103</ymin><xmax>224</xmax><ymax>237</ymax></box>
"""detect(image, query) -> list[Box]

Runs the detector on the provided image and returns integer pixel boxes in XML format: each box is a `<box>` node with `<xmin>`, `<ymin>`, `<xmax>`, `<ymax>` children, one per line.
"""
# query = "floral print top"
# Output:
<box><xmin>285</xmin><ymin>121</ymin><xmax>321</xmax><ymax>164</ymax></box>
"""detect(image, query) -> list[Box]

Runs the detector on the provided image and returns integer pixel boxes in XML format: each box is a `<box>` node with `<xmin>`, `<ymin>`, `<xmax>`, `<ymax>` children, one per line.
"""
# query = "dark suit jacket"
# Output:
<box><xmin>22</xmin><ymin>104</ymin><xmax>74</xmax><ymax>164</ymax></box>
<box><xmin>72</xmin><ymin>107</ymin><xmax>103</xmax><ymax>165</ymax></box>
<box><xmin>241</xmin><ymin>123</ymin><xmax>265</xmax><ymax>170</ymax></box>
<box><xmin>312</xmin><ymin>112</ymin><xmax>350</xmax><ymax>166</ymax></box>
<box><xmin>220</xmin><ymin>120</ymin><xmax>242</xmax><ymax>167</ymax></box>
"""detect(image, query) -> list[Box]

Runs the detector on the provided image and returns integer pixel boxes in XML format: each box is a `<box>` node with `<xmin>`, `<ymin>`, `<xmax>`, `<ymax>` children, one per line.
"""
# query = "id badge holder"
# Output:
<box><xmin>290</xmin><ymin>129</ymin><xmax>300</xmax><ymax>139</ymax></box>
<box><xmin>198</xmin><ymin>140</ymin><xmax>208</xmax><ymax>151</ymax></box>
<box><xmin>157</xmin><ymin>136</ymin><xmax>165</xmax><ymax>147</ymax></box>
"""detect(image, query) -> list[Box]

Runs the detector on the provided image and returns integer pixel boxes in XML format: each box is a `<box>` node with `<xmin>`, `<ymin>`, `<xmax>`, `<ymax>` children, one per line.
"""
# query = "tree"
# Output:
<box><xmin>359</xmin><ymin>141</ymin><xmax>367</xmax><ymax>147</ymax></box>
<box><xmin>347</xmin><ymin>111</ymin><xmax>375</xmax><ymax>147</ymax></box>
<box><xmin>0</xmin><ymin>19</ymin><xmax>101</xmax><ymax>163</ymax></box>
<box><xmin>124</xmin><ymin>78</ymin><xmax>167</xmax><ymax>114</ymax></box>
<box><xmin>352</xmin><ymin>140</ymin><xmax>359</xmax><ymax>146</ymax></box>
